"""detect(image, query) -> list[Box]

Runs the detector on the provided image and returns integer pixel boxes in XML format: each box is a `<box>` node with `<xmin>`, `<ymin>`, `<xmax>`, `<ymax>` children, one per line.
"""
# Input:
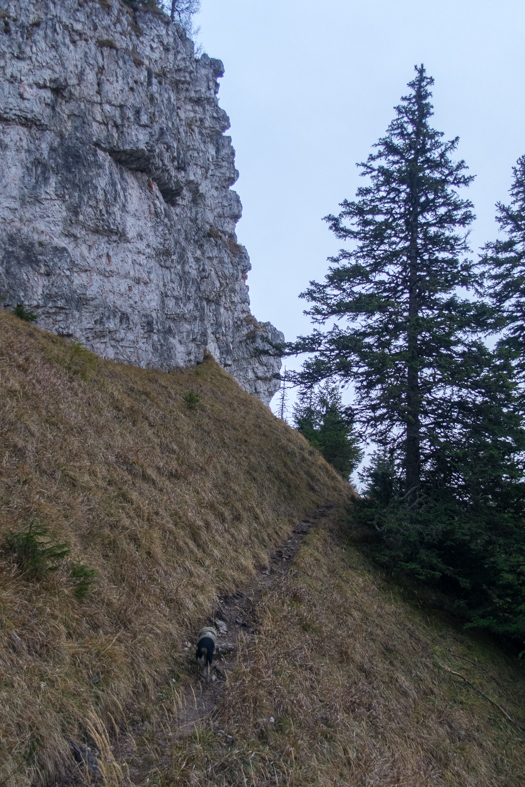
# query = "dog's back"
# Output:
<box><xmin>196</xmin><ymin>636</ymin><xmax>215</xmax><ymax>666</ymax></box>
<box><xmin>196</xmin><ymin>626</ymin><xmax>217</xmax><ymax>668</ymax></box>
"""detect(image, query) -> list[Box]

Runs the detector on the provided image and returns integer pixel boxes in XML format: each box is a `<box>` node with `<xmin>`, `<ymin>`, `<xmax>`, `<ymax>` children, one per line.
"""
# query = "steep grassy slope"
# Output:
<box><xmin>0</xmin><ymin>311</ymin><xmax>348</xmax><ymax>785</ymax></box>
<box><xmin>167</xmin><ymin>516</ymin><xmax>525</xmax><ymax>787</ymax></box>
<box><xmin>2</xmin><ymin>310</ymin><xmax>525</xmax><ymax>787</ymax></box>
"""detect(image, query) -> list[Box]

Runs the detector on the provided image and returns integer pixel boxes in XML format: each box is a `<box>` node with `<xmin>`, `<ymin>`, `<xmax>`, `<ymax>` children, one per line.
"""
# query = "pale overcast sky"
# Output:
<box><xmin>195</xmin><ymin>0</ymin><xmax>525</xmax><ymax>410</ymax></box>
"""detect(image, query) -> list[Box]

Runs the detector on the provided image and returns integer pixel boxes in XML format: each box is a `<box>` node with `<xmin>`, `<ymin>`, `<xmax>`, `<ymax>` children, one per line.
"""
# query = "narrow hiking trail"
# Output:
<box><xmin>118</xmin><ymin>504</ymin><xmax>334</xmax><ymax>784</ymax></box>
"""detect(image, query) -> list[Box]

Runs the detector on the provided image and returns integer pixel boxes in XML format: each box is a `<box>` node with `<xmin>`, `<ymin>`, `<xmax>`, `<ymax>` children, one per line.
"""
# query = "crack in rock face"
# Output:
<box><xmin>0</xmin><ymin>0</ymin><xmax>283</xmax><ymax>405</ymax></box>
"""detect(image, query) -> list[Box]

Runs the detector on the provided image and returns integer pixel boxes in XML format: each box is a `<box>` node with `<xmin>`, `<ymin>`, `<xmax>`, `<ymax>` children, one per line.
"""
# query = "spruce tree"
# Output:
<box><xmin>483</xmin><ymin>155</ymin><xmax>525</xmax><ymax>376</ymax></box>
<box><xmin>289</xmin><ymin>73</ymin><xmax>525</xmax><ymax>636</ymax></box>
<box><xmin>293</xmin><ymin>383</ymin><xmax>362</xmax><ymax>479</ymax></box>
<box><xmin>293</xmin><ymin>65</ymin><xmax>482</xmax><ymax>500</ymax></box>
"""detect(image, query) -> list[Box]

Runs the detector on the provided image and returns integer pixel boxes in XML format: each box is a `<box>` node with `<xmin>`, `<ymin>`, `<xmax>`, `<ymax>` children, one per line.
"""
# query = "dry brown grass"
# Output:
<box><xmin>4</xmin><ymin>309</ymin><xmax>524</xmax><ymax>787</ymax></box>
<box><xmin>166</xmin><ymin>513</ymin><xmax>525</xmax><ymax>787</ymax></box>
<box><xmin>0</xmin><ymin>311</ymin><xmax>348</xmax><ymax>785</ymax></box>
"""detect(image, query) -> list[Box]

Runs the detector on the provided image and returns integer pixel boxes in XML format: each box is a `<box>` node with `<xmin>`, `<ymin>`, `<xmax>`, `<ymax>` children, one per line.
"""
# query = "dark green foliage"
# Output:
<box><xmin>293</xmin><ymin>383</ymin><xmax>362</xmax><ymax>479</ymax></box>
<box><xmin>290</xmin><ymin>65</ymin><xmax>482</xmax><ymax>499</ymax></box>
<box><xmin>289</xmin><ymin>66</ymin><xmax>525</xmax><ymax>644</ymax></box>
<box><xmin>13</xmin><ymin>304</ymin><xmax>37</xmax><ymax>323</ymax></box>
<box><xmin>183</xmin><ymin>391</ymin><xmax>200</xmax><ymax>409</ymax></box>
<box><xmin>2</xmin><ymin>519</ymin><xmax>70</xmax><ymax>580</ymax></box>
<box><xmin>70</xmin><ymin>562</ymin><xmax>98</xmax><ymax>600</ymax></box>
<box><xmin>358</xmin><ymin>483</ymin><xmax>525</xmax><ymax>641</ymax></box>
<box><xmin>2</xmin><ymin>520</ymin><xmax>96</xmax><ymax>599</ymax></box>
<box><xmin>483</xmin><ymin>156</ymin><xmax>525</xmax><ymax>377</ymax></box>
<box><xmin>356</xmin><ymin>351</ymin><xmax>525</xmax><ymax>640</ymax></box>
<box><xmin>359</xmin><ymin>452</ymin><xmax>400</xmax><ymax>510</ymax></box>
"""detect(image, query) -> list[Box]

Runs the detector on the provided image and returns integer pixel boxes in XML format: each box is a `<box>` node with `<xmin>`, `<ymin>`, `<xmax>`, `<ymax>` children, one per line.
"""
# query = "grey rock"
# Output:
<box><xmin>0</xmin><ymin>0</ymin><xmax>283</xmax><ymax>404</ymax></box>
<box><xmin>216</xmin><ymin>642</ymin><xmax>235</xmax><ymax>654</ymax></box>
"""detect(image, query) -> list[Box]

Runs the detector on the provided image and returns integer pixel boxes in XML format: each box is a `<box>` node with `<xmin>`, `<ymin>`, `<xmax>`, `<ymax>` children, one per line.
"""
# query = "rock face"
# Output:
<box><xmin>0</xmin><ymin>0</ymin><xmax>283</xmax><ymax>404</ymax></box>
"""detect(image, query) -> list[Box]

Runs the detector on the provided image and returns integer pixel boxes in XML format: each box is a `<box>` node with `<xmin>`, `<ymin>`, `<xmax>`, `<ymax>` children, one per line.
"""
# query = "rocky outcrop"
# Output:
<box><xmin>0</xmin><ymin>0</ymin><xmax>283</xmax><ymax>404</ymax></box>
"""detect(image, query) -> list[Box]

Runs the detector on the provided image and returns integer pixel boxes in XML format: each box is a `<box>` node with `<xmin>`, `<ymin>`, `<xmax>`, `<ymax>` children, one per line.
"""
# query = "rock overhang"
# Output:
<box><xmin>0</xmin><ymin>0</ymin><xmax>283</xmax><ymax>406</ymax></box>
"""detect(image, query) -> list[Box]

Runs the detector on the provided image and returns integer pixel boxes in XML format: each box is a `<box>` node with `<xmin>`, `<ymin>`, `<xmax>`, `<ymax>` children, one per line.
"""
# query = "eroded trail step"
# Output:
<box><xmin>119</xmin><ymin>504</ymin><xmax>334</xmax><ymax>783</ymax></box>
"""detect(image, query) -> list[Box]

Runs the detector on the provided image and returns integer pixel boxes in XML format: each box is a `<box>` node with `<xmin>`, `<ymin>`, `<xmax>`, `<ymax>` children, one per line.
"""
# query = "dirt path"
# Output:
<box><xmin>118</xmin><ymin>504</ymin><xmax>334</xmax><ymax>784</ymax></box>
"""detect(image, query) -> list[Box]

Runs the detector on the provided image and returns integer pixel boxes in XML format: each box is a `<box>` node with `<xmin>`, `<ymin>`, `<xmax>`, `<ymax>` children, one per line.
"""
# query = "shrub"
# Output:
<box><xmin>355</xmin><ymin>452</ymin><xmax>525</xmax><ymax>642</ymax></box>
<box><xmin>2</xmin><ymin>519</ymin><xmax>70</xmax><ymax>580</ymax></box>
<box><xmin>70</xmin><ymin>562</ymin><xmax>98</xmax><ymax>600</ymax></box>
<box><xmin>183</xmin><ymin>391</ymin><xmax>200</xmax><ymax>409</ymax></box>
<box><xmin>13</xmin><ymin>303</ymin><xmax>37</xmax><ymax>323</ymax></box>
<box><xmin>2</xmin><ymin>520</ymin><xmax>96</xmax><ymax>599</ymax></box>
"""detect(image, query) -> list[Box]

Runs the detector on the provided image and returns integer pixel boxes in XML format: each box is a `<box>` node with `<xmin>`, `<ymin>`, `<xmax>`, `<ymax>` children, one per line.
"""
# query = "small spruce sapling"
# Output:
<box><xmin>2</xmin><ymin>519</ymin><xmax>97</xmax><ymax>599</ymax></box>
<box><xmin>278</xmin><ymin>367</ymin><xmax>289</xmax><ymax>421</ymax></box>
<box><xmin>183</xmin><ymin>391</ymin><xmax>200</xmax><ymax>409</ymax></box>
<box><xmin>69</xmin><ymin>562</ymin><xmax>98</xmax><ymax>600</ymax></box>
<box><xmin>2</xmin><ymin>519</ymin><xmax>70</xmax><ymax>580</ymax></box>
<box><xmin>13</xmin><ymin>303</ymin><xmax>37</xmax><ymax>323</ymax></box>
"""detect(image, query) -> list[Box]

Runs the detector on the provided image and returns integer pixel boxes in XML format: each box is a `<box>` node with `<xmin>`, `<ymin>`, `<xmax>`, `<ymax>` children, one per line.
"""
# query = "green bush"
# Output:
<box><xmin>13</xmin><ymin>304</ymin><xmax>37</xmax><ymax>323</ymax></box>
<box><xmin>2</xmin><ymin>519</ymin><xmax>70</xmax><ymax>579</ymax></box>
<box><xmin>183</xmin><ymin>391</ymin><xmax>200</xmax><ymax>410</ymax></box>
<box><xmin>355</xmin><ymin>452</ymin><xmax>525</xmax><ymax>643</ymax></box>
<box><xmin>69</xmin><ymin>562</ymin><xmax>98</xmax><ymax>600</ymax></box>
<box><xmin>2</xmin><ymin>520</ymin><xmax>97</xmax><ymax>599</ymax></box>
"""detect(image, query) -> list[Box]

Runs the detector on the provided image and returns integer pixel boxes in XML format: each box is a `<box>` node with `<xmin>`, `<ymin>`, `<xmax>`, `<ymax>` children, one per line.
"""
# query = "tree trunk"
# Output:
<box><xmin>405</xmin><ymin>75</ymin><xmax>424</xmax><ymax>501</ymax></box>
<box><xmin>406</xmin><ymin>184</ymin><xmax>420</xmax><ymax>498</ymax></box>
<box><xmin>406</xmin><ymin>257</ymin><xmax>420</xmax><ymax>499</ymax></box>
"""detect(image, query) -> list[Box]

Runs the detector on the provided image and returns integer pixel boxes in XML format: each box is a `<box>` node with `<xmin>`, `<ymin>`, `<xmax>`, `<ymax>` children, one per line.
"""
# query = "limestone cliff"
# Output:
<box><xmin>0</xmin><ymin>0</ymin><xmax>283</xmax><ymax>404</ymax></box>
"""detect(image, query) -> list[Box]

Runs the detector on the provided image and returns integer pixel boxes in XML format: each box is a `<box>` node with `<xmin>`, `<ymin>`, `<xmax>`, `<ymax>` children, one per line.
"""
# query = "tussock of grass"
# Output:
<box><xmin>0</xmin><ymin>311</ymin><xmax>348</xmax><ymax>785</ymax></box>
<box><xmin>168</xmin><ymin>512</ymin><xmax>525</xmax><ymax>786</ymax></box>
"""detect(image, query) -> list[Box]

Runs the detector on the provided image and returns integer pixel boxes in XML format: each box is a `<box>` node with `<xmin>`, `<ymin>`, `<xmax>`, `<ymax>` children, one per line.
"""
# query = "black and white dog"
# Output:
<box><xmin>196</xmin><ymin>626</ymin><xmax>217</xmax><ymax>677</ymax></box>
